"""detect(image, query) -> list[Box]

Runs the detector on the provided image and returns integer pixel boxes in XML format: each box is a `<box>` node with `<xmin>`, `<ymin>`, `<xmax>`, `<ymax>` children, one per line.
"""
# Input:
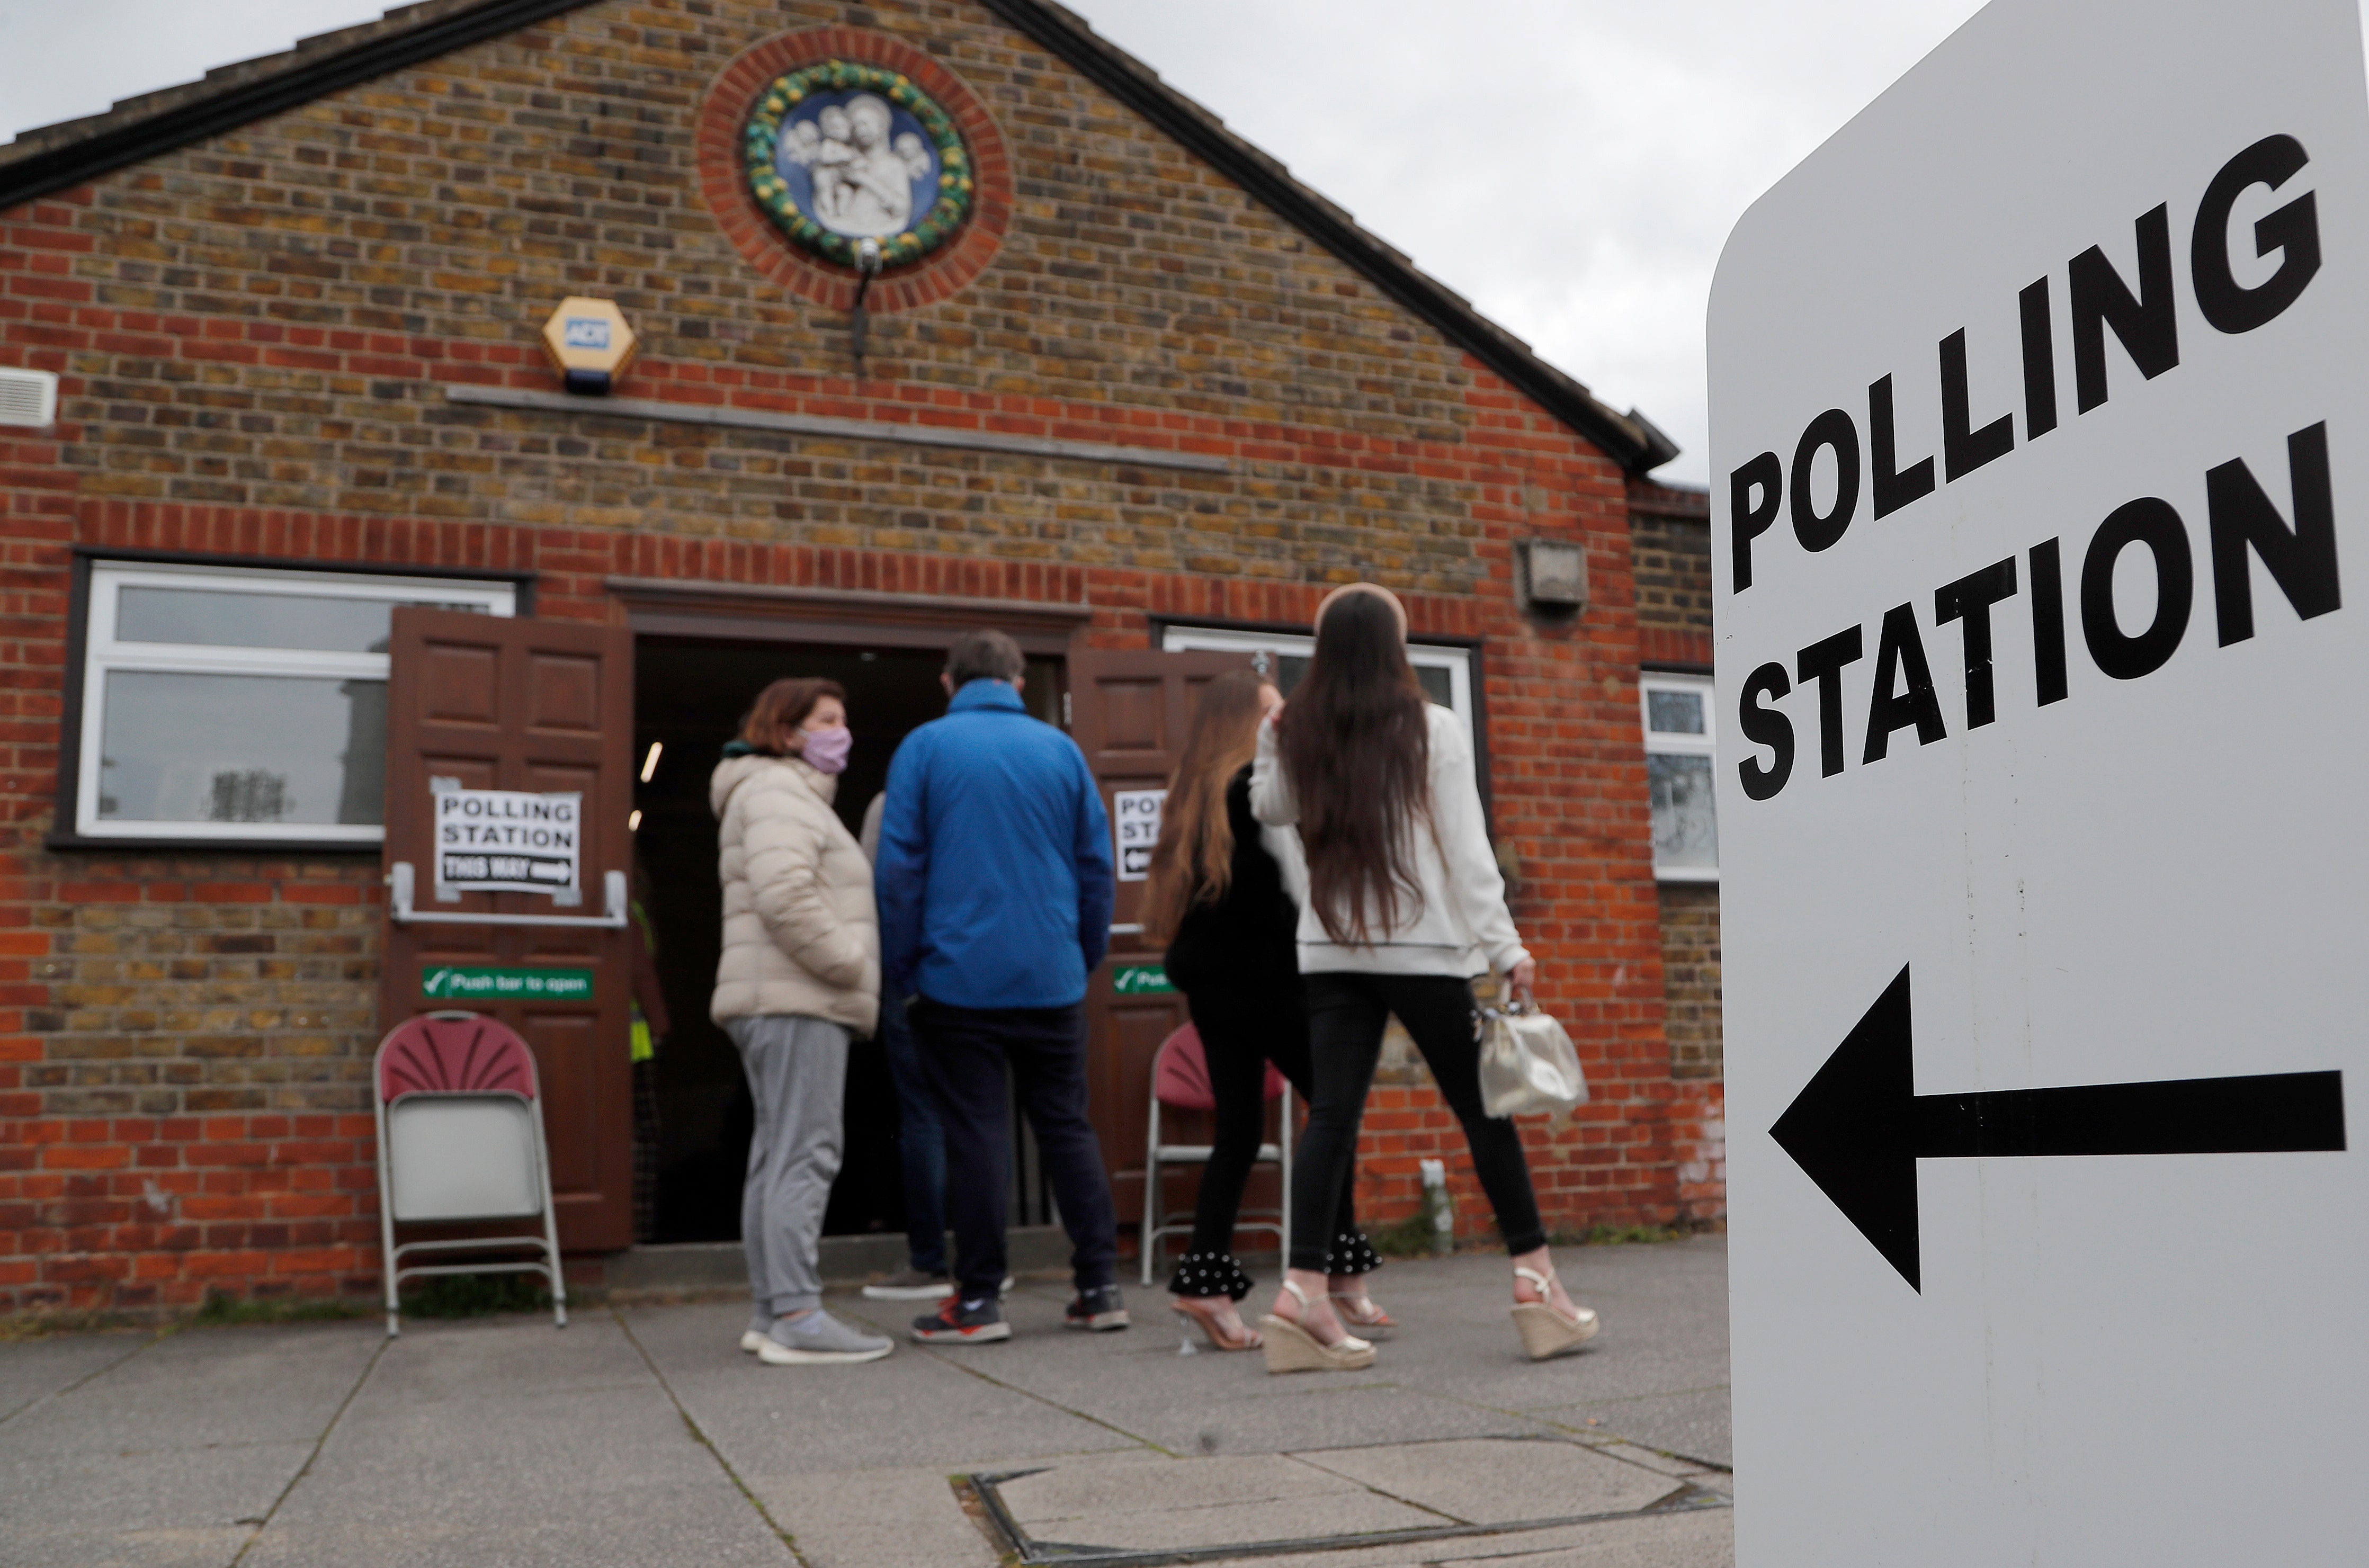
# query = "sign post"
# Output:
<box><xmin>1712</xmin><ymin>1</ymin><xmax>2366</xmax><ymax>1561</ymax></box>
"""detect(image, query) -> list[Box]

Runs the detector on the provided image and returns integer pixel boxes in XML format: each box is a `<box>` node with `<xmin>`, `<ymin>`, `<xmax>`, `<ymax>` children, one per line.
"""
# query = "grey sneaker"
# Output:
<box><xmin>862</xmin><ymin>1267</ymin><xmax>953</xmax><ymax>1301</ymax></box>
<box><xmin>759</xmin><ymin>1309</ymin><xmax>893</xmax><ymax>1366</ymax></box>
<box><xmin>739</xmin><ymin>1312</ymin><xmax>771</xmax><ymax>1354</ymax></box>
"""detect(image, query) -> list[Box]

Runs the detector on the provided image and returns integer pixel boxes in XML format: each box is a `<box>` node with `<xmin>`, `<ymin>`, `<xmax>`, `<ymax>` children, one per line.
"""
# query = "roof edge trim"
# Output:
<box><xmin>975</xmin><ymin>0</ymin><xmax>1678</xmax><ymax>473</ymax></box>
<box><xmin>0</xmin><ymin>0</ymin><xmax>603</xmax><ymax>210</ymax></box>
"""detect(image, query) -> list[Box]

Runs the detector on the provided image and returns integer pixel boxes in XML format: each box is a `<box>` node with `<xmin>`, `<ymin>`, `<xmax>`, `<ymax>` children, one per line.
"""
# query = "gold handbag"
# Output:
<box><xmin>1477</xmin><ymin>993</ymin><xmax>1588</xmax><ymax>1117</ymax></box>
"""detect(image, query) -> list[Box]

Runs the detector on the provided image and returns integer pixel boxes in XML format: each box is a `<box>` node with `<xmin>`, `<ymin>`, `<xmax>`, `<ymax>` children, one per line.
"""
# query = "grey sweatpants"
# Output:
<box><xmin>726</xmin><ymin>1014</ymin><xmax>851</xmax><ymax>1316</ymax></box>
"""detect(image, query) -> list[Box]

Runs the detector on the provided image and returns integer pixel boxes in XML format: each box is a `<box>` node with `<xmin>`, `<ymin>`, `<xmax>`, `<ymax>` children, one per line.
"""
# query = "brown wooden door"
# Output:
<box><xmin>1068</xmin><ymin>648</ymin><xmax>1254</xmax><ymax>1226</ymax></box>
<box><xmin>379</xmin><ymin>608</ymin><xmax>637</xmax><ymax>1251</ymax></box>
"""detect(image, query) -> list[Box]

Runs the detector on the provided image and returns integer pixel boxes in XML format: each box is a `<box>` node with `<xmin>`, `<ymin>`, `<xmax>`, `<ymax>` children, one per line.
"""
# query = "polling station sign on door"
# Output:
<box><xmin>1113</xmin><ymin>789</ymin><xmax>1164</xmax><ymax>881</ymax></box>
<box><xmin>1712</xmin><ymin>1</ymin><xmax>2363</xmax><ymax>1562</ymax></box>
<box><xmin>433</xmin><ymin>783</ymin><xmax>583</xmax><ymax>901</ymax></box>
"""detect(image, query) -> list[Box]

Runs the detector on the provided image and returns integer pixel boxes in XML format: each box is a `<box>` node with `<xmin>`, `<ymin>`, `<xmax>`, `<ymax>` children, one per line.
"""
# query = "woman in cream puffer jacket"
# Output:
<box><xmin>711</xmin><ymin>738</ymin><xmax>881</xmax><ymax>1035</ymax></box>
<box><xmin>711</xmin><ymin>676</ymin><xmax>890</xmax><ymax>1366</ymax></box>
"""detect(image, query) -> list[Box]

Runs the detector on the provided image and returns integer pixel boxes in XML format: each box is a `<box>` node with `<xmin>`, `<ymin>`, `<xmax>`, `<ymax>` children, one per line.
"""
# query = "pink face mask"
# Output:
<box><xmin>799</xmin><ymin>725</ymin><xmax>853</xmax><ymax>775</ymax></box>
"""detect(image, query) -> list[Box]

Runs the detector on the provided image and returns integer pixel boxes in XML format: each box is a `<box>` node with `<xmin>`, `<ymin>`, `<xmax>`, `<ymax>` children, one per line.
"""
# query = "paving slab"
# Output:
<box><xmin>240</xmin><ymin>1314</ymin><xmax>789</xmax><ymax>1568</ymax></box>
<box><xmin>998</xmin><ymin>1450</ymin><xmax>1447</xmax><ymax>1553</ymax></box>
<box><xmin>1293</xmin><ymin>1437</ymin><xmax>1688</xmax><ymax>1525</ymax></box>
<box><xmin>1176</xmin><ymin>1506</ymin><xmax>1735</xmax><ymax>1568</ymax></box>
<box><xmin>0</xmin><ymin>1321</ymin><xmax>381</xmax><ymax>1568</ymax></box>
<box><xmin>1530</xmin><ymin>1386</ymin><xmax>1734</xmax><ymax>1468</ymax></box>
<box><xmin>1343</xmin><ymin>1241</ymin><xmax>1729</xmax><ymax>1417</ymax></box>
<box><xmin>1426</xmin><ymin>1507</ymin><xmax>1735</xmax><ymax>1568</ymax></box>
<box><xmin>623</xmin><ymin>1297</ymin><xmax>1142</xmax><ymax>1476</ymax></box>
<box><xmin>750</xmin><ymin>1467</ymin><xmax>1002</xmax><ymax>1568</ymax></box>
<box><xmin>0</xmin><ymin>1332</ymin><xmax>157</xmax><ymax>1426</ymax></box>
<box><xmin>995</xmin><ymin>1450</ymin><xmax>1357</xmax><ymax>1518</ymax></box>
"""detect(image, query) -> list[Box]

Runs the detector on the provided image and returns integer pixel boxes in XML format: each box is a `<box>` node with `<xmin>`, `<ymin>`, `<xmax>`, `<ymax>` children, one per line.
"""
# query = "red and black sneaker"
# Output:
<box><xmin>911</xmin><ymin>1293</ymin><xmax>1010</xmax><ymax>1343</ymax></box>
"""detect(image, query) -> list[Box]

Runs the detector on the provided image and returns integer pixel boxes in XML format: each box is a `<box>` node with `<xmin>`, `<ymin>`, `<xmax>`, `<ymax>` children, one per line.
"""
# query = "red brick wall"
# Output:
<box><xmin>1630</xmin><ymin>477</ymin><xmax>1724</xmax><ymax>1225</ymax></box>
<box><xmin>0</xmin><ymin>0</ymin><xmax>1695</xmax><ymax>1311</ymax></box>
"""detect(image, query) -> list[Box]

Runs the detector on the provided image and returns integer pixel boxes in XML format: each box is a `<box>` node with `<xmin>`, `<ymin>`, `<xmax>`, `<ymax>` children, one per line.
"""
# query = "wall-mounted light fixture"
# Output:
<box><xmin>1516</xmin><ymin>538</ymin><xmax>1588</xmax><ymax>617</ymax></box>
<box><xmin>850</xmin><ymin>237</ymin><xmax>883</xmax><ymax>373</ymax></box>
<box><xmin>540</xmin><ymin>297</ymin><xmax>638</xmax><ymax>396</ymax></box>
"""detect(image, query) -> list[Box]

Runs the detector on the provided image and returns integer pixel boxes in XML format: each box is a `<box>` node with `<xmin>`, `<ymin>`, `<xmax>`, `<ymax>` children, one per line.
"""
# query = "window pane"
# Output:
<box><xmin>115</xmin><ymin>587</ymin><xmax>484</xmax><ymax>653</ymax></box>
<box><xmin>96</xmin><ymin>671</ymin><xmax>386</xmax><ymax>826</ymax></box>
<box><xmin>1415</xmin><ymin>664</ymin><xmax>1453</xmax><ymax>708</ymax></box>
<box><xmin>1275</xmin><ymin>652</ymin><xmax>1309</xmax><ymax>695</ymax></box>
<box><xmin>1648</xmin><ymin>689</ymin><xmax>1706</xmax><ymax>734</ymax></box>
<box><xmin>1648</xmin><ymin>751</ymin><xmax>1718</xmax><ymax>869</ymax></box>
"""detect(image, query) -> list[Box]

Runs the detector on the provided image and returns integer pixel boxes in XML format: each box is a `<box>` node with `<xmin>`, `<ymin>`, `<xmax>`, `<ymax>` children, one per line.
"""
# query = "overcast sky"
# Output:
<box><xmin>0</xmin><ymin>0</ymin><xmax>1990</xmax><ymax>483</ymax></box>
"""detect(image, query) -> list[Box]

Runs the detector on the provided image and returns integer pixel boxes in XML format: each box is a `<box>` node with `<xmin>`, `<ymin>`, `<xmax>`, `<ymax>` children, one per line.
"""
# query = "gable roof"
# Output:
<box><xmin>0</xmin><ymin>0</ymin><xmax>1679</xmax><ymax>473</ymax></box>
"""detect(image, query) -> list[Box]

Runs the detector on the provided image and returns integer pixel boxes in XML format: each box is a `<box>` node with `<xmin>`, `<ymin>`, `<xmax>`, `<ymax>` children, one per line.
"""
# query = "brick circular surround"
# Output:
<box><xmin>696</xmin><ymin>28</ymin><xmax>1010</xmax><ymax>313</ymax></box>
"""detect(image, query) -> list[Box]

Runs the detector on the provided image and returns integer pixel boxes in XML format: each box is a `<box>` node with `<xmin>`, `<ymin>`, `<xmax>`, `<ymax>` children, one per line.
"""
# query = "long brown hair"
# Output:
<box><xmin>1140</xmin><ymin>669</ymin><xmax>1275</xmax><ymax>946</ymax></box>
<box><xmin>1277</xmin><ymin>590</ymin><xmax>1431</xmax><ymax>944</ymax></box>
<box><xmin>738</xmin><ymin>677</ymin><xmax>846</xmax><ymax>754</ymax></box>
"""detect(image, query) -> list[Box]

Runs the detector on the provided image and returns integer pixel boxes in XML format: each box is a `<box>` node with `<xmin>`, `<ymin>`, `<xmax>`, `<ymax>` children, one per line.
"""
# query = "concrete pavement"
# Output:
<box><xmin>0</xmin><ymin>1238</ymin><xmax>1730</xmax><ymax>1568</ymax></box>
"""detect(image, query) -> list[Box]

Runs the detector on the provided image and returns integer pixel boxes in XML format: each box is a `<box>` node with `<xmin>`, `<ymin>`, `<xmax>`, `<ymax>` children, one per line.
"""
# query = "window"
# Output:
<box><xmin>1158</xmin><ymin>623</ymin><xmax>1479</xmax><ymax>752</ymax></box>
<box><xmin>71</xmin><ymin>562</ymin><xmax>515</xmax><ymax>844</ymax></box>
<box><xmin>1641</xmin><ymin>672</ymin><xmax>1717</xmax><ymax>881</ymax></box>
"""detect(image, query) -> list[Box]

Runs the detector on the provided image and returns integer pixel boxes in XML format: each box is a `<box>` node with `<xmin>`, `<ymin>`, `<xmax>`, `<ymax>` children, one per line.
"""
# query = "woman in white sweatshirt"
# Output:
<box><xmin>1250</xmin><ymin>584</ymin><xmax>1599</xmax><ymax>1372</ymax></box>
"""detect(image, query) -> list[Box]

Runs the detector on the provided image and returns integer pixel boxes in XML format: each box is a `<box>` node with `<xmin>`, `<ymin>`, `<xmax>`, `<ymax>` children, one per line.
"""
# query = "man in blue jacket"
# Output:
<box><xmin>875</xmin><ymin>629</ymin><xmax>1124</xmax><ymax>1342</ymax></box>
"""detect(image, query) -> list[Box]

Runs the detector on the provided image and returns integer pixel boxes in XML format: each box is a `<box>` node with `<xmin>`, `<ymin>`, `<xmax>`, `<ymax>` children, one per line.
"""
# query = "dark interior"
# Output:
<box><xmin>631</xmin><ymin>635</ymin><xmax>1061</xmax><ymax>1244</ymax></box>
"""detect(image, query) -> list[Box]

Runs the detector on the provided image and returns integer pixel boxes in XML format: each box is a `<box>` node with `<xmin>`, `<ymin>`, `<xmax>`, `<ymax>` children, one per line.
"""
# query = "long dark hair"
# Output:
<box><xmin>1277</xmin><ymin>590</ymin><xmax>1430</xmax><ymax>944</ymax></box>
<box><xmin>1140</xmin><ymin>670</ymin><xmax>1274</xmax><ymax>946</ymax></box>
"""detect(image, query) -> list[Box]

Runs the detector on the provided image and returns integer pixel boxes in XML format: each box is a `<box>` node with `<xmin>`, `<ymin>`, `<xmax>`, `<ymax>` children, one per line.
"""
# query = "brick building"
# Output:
<box><xmin>0</xmin><ymin>0</ymin><xmax>1722</xmax><ymax>1315</ymax></box>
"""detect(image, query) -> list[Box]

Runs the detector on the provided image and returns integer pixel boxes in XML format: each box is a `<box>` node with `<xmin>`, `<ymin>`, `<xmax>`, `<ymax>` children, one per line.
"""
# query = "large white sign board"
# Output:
<box><xmin>1711</xmin><ymin>2</ymin><xmax>2366</xmax><ymax>1562</ymax></box>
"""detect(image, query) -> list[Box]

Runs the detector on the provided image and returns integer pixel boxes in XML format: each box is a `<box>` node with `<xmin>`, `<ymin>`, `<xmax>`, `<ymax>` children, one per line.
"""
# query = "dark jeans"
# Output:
<box><xmin>913</xmin><ymin>997</ymin><xmax>1119</xmax><ymax>1299</ymax></box>
<box><xmin>1178</xmin><ymin>982</ymin><xmax>1355</xmax><ymax>1263</ymax></box>
<box><xmin>1290</xmin><ymin>972</ymin><xmax>1546</xmax><ymax>1271</ymax></box>
<box><xmin>877</xmin><ymin>994</ymin><xmax>947</xmax><ymax>1276</ymax></box>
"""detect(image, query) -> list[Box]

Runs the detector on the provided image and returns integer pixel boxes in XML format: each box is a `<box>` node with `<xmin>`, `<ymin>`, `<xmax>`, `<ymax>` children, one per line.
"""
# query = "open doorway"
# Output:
<box><xmin>630</xmin><ymin>635</ymin><xmax>1062</xmax><ymax>1246</ymax></box>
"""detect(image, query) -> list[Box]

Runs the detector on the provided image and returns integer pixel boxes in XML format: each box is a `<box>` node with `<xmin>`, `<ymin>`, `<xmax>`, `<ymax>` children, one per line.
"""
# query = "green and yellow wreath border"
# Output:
<box><xmin>741</xmin><ymin>60</ymin><xmax>975</xmax><ymax>268</ymax></box>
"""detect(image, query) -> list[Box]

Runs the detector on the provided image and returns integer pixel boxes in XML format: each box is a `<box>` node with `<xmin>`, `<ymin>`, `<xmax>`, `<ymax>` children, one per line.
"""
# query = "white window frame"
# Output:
<box><xmin>74</xmin><ymin>562</ymin><xmax>516</xmax><ymax>844</ymax></box>
<box><xmin>1158</xmin><ymin>623</ymin><xmax>1478</xmax><ymax>752</ymax></box>
<box><xmin>1640</xmin><ymin>671</ymin><xmax>1718</xmax><ymax>883</ymax></box>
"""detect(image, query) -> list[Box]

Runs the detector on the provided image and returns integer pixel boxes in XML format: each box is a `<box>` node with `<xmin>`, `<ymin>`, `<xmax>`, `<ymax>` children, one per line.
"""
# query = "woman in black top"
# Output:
<box><xmin>1145</xmin><ymin>669</ymin><xmax>1383</xmax><ymax>1350</ymax></box>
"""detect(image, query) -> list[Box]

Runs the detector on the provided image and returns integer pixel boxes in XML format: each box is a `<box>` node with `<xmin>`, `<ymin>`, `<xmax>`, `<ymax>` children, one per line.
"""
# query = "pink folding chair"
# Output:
<box><xmin>374</xmin><ymin>1010</ymin><xmax>567</xmax><ymax>1338</ymax></box>
<box><xmin>1139</xmin><ymin>1023</ymin><xmax>1293</xmax><ymax>1286</ymax></box>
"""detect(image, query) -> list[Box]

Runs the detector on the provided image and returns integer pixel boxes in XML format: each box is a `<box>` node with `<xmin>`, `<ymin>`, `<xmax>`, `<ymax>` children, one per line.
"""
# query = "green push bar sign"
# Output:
<box><xmin>1112</xmin><ymin>964</ymin><xmax>1174</xmax><ymax>996</ymax></box>
<box><xmin>421</xmin><ymin>965</ymin><xmax>595</xmax><ymax>1002</ymax></box>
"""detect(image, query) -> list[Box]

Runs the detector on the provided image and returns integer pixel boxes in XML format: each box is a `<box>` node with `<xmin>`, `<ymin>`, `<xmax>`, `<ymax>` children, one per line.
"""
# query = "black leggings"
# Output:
<box><xmin>1174</xmin><ymin>982</ymin><xmax>1356</xmax><ymax>1273</ymax></box>
<box><xmin>1289</xmin><ymin>972</ymin><xmax>1546</xmax><ymax>1271</ymax></box>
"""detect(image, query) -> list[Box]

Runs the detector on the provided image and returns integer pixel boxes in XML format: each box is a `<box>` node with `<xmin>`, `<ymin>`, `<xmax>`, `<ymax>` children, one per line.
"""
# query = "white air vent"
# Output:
<box><xmin>0</xmin><ymin>368</ymin><xmax>57</xmax><ymax>428</ymax></box>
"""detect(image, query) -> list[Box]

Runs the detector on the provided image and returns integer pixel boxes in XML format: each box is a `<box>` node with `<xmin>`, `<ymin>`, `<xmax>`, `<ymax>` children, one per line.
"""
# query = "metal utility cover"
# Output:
<box><xmin>1710</xmin><ymin>1</ymin><xmax>2367</xmax><ymax>1563</ymax></box>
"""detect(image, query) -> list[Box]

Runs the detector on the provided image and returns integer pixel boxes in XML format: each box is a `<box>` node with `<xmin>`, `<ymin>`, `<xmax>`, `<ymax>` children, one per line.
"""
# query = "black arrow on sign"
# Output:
<box><xmin>1771</xmin><ymin>965</ymin><xmax>2347</xmax><ymax>1291</ymax></box>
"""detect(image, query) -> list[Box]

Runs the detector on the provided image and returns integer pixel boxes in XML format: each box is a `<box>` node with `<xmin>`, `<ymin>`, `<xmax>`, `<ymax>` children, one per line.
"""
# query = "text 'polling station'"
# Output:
<box><xmin>1728</xmin><ymin>133</ymin><xmax>2338</xmax><ymax>801</ymax></box>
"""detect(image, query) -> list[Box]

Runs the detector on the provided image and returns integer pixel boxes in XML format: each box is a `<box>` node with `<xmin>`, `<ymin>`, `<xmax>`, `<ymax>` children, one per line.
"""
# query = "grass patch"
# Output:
<box><xmin>193</xmin><ymin>1292</ymin><xmax>368</xmax><ymax>1327</ymax></box>
<box><xmin>0</xmin><ymin>1309</ymin><xmax>151</xmax><ymax>1342</ymax></box>
<box><xmin>398</xmin><ymin>1272</ymin><xmax>553</xmax><ymax>1319</ymax></box>
<box><xmin>1369</xmin><ymin>1212</ymin><xmax>1441</xmax><ymax>1259</ymax></box>
<box><xmin>1553</xmin><ymin>1223</ymin><xmax>1691</xmax><ymax>1247</ymax></box>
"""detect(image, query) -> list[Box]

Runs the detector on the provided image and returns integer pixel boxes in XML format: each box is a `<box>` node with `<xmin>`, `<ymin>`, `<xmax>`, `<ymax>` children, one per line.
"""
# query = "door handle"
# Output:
<box><xmin>388</xmin><ymin>862</ymin><xmax>629</xmax><ymax>928</ymax></box>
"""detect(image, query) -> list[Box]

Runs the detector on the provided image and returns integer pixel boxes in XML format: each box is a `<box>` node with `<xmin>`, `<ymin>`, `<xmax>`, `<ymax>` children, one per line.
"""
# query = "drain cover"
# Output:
<box><xmin>972</xmin><ymin>1436</ymin><xmax>1729</xmax><ymax>1566</ymax></box>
